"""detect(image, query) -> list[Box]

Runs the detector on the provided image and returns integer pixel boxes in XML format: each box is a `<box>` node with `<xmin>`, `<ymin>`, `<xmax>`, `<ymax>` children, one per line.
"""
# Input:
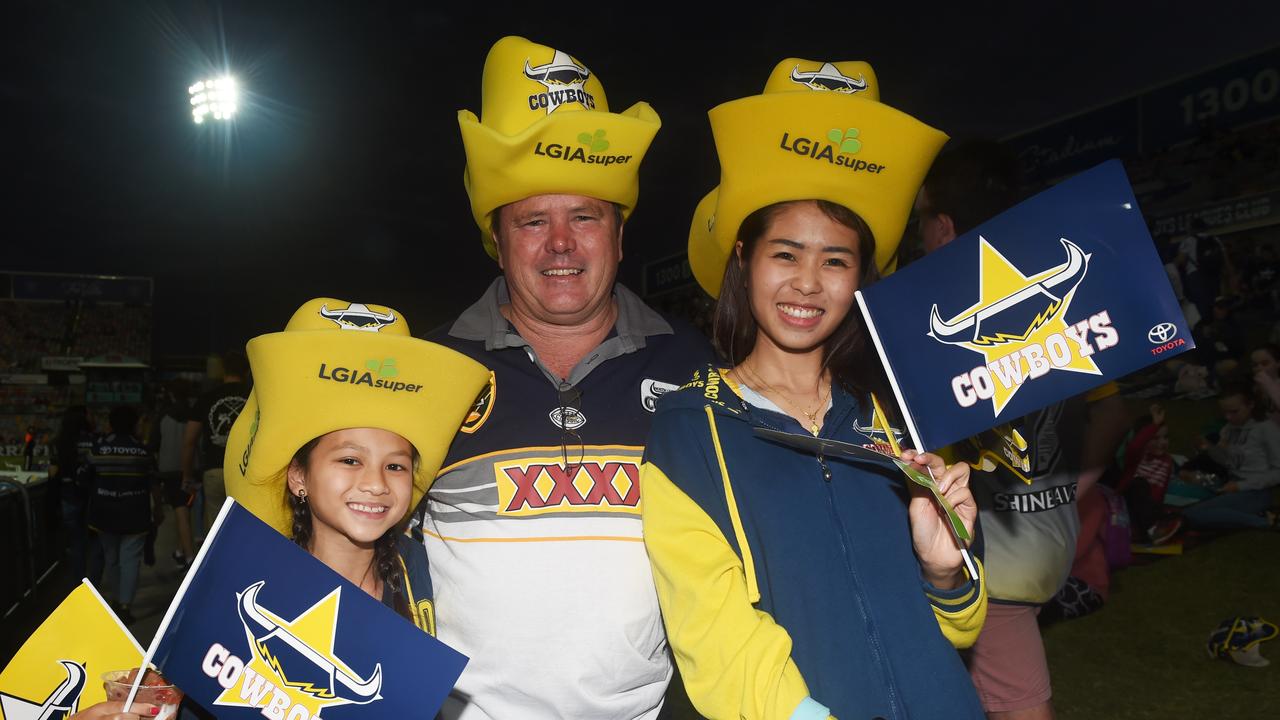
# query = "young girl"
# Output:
<box><xmin>70</xmin><ymin>299</ymin><xmax>489</xmax><ymax>720</ymax></box>
<box><xmin>221</xmin><ymin>297</ymin><xmax>490</xmax><ymax>630</ymax></box>
<box><xmin>642</xmin><ymin>60</ymin><xmax>986</xmax><ymax>719</ymax></box>
<box><xmin>1116</xmin><ymin>403</ymin><xmax>1180</xmax><ymax>543</ymax></box>
<box><xmin>1181</xmin><ymin>384</ymin><xmax>1280</xmax><ymax>530</ymax></box>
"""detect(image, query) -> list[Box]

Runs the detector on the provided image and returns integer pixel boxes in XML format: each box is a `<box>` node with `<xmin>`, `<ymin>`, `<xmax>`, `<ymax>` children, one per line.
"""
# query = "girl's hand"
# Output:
<box><xmin>900</xmin><ymin>449</ymin><xmax>977</xmax><ymax>590</ymax></box>
<box><xmin>70</xmin><ymin>701</ymin><xmax>160</xmax><ymax>719</ymax></box>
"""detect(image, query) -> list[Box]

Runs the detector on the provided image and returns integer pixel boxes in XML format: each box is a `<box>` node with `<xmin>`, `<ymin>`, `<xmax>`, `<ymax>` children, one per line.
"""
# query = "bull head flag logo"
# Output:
<box><xmin>928</xmin><ymin>237</ymin><xmax>1101</xmax><ymax>415</ymax></box>
<box><xmin>0</xmin><ymin>661</ymin><xmax>86</xmax><ymax>720</ymax></box>
<box><xmin>212</xmin><ymin>581</ymin><xmax>381</xmax><ymax>716</ymax></box>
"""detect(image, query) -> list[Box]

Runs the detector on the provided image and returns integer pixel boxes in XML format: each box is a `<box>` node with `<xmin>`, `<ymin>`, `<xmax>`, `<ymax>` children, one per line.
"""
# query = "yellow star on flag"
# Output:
<box><xmin>214</xmin><ymin>584</ymin><xmax>380</xmax><ymax>718</ymax></box>
<box><xmin>935</xmin><ymin>237</ymin><xmax>1101</xmax><ymax>415</ymax></box>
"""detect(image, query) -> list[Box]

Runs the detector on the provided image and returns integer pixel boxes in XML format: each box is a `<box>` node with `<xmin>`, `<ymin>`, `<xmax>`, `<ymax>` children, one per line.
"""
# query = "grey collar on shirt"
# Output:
<box><xmin>447</xmin><ymin>276</ymin><xmax>673</xmax><ymax>386</ymax></box>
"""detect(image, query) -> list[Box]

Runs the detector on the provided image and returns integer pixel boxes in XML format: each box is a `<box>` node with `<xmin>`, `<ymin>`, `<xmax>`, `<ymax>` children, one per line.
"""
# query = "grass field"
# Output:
<box><xmin>1045</xmin><ymin>530</ymin><xmax>1280</xmax><ymax>719</ymax></box>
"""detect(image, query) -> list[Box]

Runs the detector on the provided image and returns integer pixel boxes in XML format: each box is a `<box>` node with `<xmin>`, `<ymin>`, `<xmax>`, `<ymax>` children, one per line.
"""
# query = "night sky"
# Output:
<box><xmin>5</xmin><ymin>1</ymin><xmax>1278</xmax><ymax>356</ymax></box>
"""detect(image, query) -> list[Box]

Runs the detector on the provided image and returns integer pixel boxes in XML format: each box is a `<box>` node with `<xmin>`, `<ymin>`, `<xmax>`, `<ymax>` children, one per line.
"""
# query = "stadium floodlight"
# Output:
<box><xmin>189</xmin><ymin>76</ymin><xmax>238</xmax><ymax>124</ymax></box>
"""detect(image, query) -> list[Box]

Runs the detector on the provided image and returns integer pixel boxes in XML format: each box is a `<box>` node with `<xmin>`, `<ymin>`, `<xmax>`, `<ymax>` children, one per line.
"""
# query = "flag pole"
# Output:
<box><xmin>123</xmin><ymin>497</ymin><xmax>236</xmax><ymax>712</ymax></box>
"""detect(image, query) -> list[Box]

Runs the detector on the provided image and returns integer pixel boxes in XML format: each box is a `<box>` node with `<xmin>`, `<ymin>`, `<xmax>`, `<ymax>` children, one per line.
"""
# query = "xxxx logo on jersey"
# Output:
<box><xmin>929</xmin><ymin>237</ymin><xmax>1119</xmax><ymax>416</ymax></box>
<box><xmin>495</xmin><ymin>454</ymin><xmax>641</xmax><ymax>516</ymax></box>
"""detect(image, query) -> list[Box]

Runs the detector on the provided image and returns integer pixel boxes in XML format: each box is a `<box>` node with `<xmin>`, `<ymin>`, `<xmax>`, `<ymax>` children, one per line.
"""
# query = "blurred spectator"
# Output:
<box><xmin>1193</xmin><ymin>296</ymin><xmax>1247</xmax><ymax>381</ymax></box>
<box><xmin>1181</xmin><ymin>384</ymin><xmax>1280</xmax><ymax>531</ymax></box>
<box><xmin>85</xmin><ymin>406</ymin><xmax>160</xmax><ymax>625</ymax></box>
<box><xmin>1247</xmin><ymin>244</ymin><xmax>1278</xmax><ymax>311</ymax></box>
<box><xmin>1251</xmin><ymin>344</ymin><xmax>1280</xmax><ymax>425</ymax></box>
<box><xmin>53</xmin><ymin>405</ymin><xmax>94</xmax><ymax>579</ymax></box>
<box><xmin>152</xmin><ymin>382</ymin><xmax>195</xmax><ymax>568</ymax></box>
<box><xmin>1160</xmin><ymin>232</ymin><xmax>1201</xmax><ymax>329</ymax></box>
<box><xmin>1172</xmin><ymin>221</ymin><xmax>1215</xmax><ymax>321</ymax></box>
<box><xmin>183</xmin><ymin>351</ymin><xmax>250</xmax><ymax>534</ymax></box>
<box><xmin>1114</xmin><ymin>404</ymin><xmax>1180</xmax><ymax>544</ymax></box>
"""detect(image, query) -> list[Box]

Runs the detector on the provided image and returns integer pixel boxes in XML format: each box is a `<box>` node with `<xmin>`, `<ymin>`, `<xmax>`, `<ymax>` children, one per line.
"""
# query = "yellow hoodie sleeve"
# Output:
<box><xmin>642</xmin><ymin>460</ymin><xmax>827</xmax><ymax>720</ymax></box>
<box><xmin>925</xmin><ymin>557</ymin><xmax>987</xmax><ymax>649</ymax></box>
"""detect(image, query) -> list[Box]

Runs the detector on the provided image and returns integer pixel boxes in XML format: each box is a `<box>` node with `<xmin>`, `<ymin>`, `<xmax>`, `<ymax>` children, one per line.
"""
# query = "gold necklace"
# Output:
<box><xmin>736</xmin><ymin>363</ymin><xmax>831</xmax><ymax>436</ymax></box>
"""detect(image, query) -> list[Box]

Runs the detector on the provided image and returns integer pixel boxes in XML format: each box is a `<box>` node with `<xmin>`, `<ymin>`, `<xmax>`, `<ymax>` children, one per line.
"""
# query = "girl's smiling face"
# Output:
<box><xmin>288</xmin><ymin>427</ymin><xmax>415</xmax><ymax>548</ymax></box>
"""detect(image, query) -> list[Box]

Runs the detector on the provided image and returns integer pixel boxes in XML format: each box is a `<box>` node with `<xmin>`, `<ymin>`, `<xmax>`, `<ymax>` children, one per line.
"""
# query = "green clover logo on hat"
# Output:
<box><xmin>577</xmin><ymin>128</ymin><xmax>610</xmax><ymax>153</ymax></box>
<box><xmin>827</xmin><ymin>127</ymin><xmax>862</xmax><ymax>154</ymax></box>
<box><xmin>365</xmin><ymin>358</ymin><xmax>399</xmax><ymax>378</ymax></box>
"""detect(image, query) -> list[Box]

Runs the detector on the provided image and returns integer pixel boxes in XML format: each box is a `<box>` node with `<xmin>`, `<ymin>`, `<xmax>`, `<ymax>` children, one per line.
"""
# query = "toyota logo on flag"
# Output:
<box><xmin>1148</xmin><ymin>323</ymin><xmax>1178</xmax><ymax>344</ymax></box>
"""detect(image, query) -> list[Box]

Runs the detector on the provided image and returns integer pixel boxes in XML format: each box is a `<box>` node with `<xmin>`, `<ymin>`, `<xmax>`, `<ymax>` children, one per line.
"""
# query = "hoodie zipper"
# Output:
<box><xmin>815</xmin><ymin>401</ymin><xmax>904</xmax><ymax>719</ymax></box>
<box><xmin>728</xmin><ymin>384</ymin><xmax>906</xmax><ymax>716</ymax></box>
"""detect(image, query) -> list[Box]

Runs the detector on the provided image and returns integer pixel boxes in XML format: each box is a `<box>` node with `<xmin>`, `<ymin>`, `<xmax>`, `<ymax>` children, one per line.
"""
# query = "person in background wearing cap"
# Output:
<box><xmin>641</xmin><ymin>59</ymin><xmax>987</xmax><ymax>720</ymax></box>
<box><xmin>223</xmin><ymin>298</ymin><xmax>489</xmax><ymax>633</ymax></box>
<box><xmin>420</xmin><ymin>36</ymin><xmax>715</xmax><ymax>719</ymax></box>
<box><xmin>915</xmin><ymin>141</ymin><xmax>1129</xmax><ymax>720</ymax></box>
<box><xmin>182</xmin><ymin>350</ymin><xmax>251</xmax><ymax>537</ymax></box>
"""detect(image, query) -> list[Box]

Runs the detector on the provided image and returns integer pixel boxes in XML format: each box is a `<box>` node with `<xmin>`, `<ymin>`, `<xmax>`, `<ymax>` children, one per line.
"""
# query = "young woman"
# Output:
<box><xmin>642</xmin><ymin>60</ymin><xmax>986</xmax><ymax>719</ymax></box>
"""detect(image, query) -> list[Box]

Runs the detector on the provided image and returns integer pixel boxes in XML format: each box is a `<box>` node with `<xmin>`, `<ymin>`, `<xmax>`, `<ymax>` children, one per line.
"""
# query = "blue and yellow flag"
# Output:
<box><xmin>0</xmin><ymin>581</ymin><xmax>143</xmax><ymax>720</ymax></box>
<box><xmin>857</xmin><ymin>160</ymin><xmax>1193</xmax><ymax>451</ymax></box>
<box><xmin>144</xmin><ymin>500</ymin><xmax>466</xmax><ymax>720</ymax></box>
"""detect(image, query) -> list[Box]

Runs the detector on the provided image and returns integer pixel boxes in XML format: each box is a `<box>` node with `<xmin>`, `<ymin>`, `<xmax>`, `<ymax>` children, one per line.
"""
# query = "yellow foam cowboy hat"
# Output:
<box><xmin>459</xmin><ymin>35</ymin><xmax>662</xmax><ymax>259</ymax></box>
<box><xmin>223</xmin><ymin>298</ymin><xmax>490</xmax><ymax>535</ymax></box>
<box><xmin>688</xmin><ymin>59</ymin><xmax>949</xmax><ymax>297</ymax></box>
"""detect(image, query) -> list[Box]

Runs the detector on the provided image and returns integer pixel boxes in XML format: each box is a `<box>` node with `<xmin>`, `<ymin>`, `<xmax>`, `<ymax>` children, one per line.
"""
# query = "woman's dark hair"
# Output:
<box><xmin>286</xmin><ymin>437</ymin><xmax>412</xmax><ymax>622</ymax></box>
<box><xmin>713</xmin><ymin>199</ymin><xmax>892</xmax><ymax>402</ymax></box>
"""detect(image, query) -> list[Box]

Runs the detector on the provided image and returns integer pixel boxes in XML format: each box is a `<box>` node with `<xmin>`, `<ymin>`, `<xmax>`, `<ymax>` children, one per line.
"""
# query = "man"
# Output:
<box><xmin>182</xmin><ymin>350</ymin><xmax>251</xmax><ymax>533</ymax></box>
<box><xmin>85</xmin><ymin>405</ymin><xmax>161</xmax><ymax>626</ymax></box>
<box><xmin>419</xmin><ymin>36</ymin><xmax>714</xmax><ymax>719</ymax></box>
<box><xmin>917</xmin><ymin>141</ymin><xmax>1128</xmax><ymax>720</ymax></box>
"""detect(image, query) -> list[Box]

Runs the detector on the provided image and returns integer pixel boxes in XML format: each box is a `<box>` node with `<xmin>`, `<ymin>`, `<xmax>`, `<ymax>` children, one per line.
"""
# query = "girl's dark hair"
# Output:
<box><xmin>1219</xmin><ymin>381</ymin><xmax>1266</xmax><ymax>421</ymax></box>
<box><xmin>286</xmin><ymin>437</ymin><xmax>411</xmax><ymax>622</ymax></box>
<box><xmin>712</xmin><ymin>199</ymin><xmax>892</xmax><ymax>403</ymax></box>
<box><xmin>1253</xmin><ymin>343</ymin><xmax>1280</xmax><ymax>364</ymax></box>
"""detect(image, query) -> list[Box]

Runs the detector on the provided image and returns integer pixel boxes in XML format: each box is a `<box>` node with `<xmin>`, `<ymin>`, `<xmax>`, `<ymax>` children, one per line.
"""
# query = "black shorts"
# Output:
<box><xmin>159</xmin><ymin>471</ymin><xmax>193</xmax><ymax>508</ymax></box>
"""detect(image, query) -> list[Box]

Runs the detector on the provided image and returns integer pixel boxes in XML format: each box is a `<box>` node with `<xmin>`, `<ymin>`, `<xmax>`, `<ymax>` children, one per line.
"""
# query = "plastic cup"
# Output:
<box><xmin>101</xmin><ymin>669</ymin><xmax>183</xmax><ymax>720</ymax></box>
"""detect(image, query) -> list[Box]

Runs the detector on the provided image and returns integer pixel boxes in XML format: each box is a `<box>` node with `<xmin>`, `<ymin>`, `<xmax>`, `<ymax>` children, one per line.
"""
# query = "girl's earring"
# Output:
<box><xmin>298</xmin><ymin>488</ymin><xmax>308</xmax><ymax>504</ymax></box>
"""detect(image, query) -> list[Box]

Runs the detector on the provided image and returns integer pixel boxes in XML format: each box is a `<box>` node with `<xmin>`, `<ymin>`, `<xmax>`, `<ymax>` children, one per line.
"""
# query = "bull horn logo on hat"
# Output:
<box><xmin>318</xmin><ymin>303</ymin><xmax>397</xmax><ymax>332</ymax></box>
<box><xmin>790</xmin><ymin>63</ymin><xmax>868</xmax><ymax>93</ymax></box>
<box><xmin>235</xmin><ymin>581</ymin><xmax>383</xmax><ymax>705</ymax></box>
<box><xmin>523</xmin><ymin>49</ymin><xmax>590</xmax><ymax>86</ymax></box>
<box><xmin>522</xmin><ymin>48</ymin><xmax>595</xmax><ymax>116</ymax></box>
<box><xmin>0</xmin><ymin>659</ymin><xmax>86</xmax><ymax>720</ymax></box>
<box><xmin>930</xmin><ymin>238</ymin><xmax>1090</xmax><ymax>347</ymax></box>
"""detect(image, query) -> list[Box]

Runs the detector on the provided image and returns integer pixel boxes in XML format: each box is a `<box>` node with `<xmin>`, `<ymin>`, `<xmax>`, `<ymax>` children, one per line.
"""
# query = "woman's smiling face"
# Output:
<box><xmin>740</xmin><ymin>201</ymin><xmax>862</xmax><ymax>356</ymax></box>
